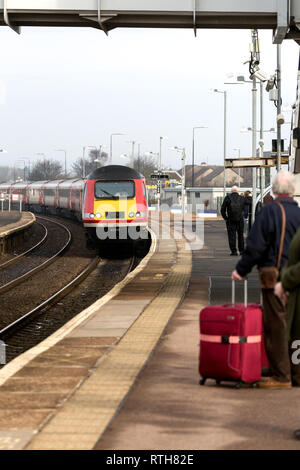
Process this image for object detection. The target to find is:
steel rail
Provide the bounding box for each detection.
[0,255,100,339]
[0,216,72,294]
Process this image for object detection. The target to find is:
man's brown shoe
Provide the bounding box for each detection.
[258,377,292,389]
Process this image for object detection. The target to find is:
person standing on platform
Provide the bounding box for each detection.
[231,171,300,389]
[221,185,245,256]
[243,191,252,233]
[273,227,300,387]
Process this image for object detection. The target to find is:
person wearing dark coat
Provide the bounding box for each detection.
[221,186,245,256]
[232,171,300,388]
[274,227,300,440]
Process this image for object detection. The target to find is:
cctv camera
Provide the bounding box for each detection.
[250,70,267,82]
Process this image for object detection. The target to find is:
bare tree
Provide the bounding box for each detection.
[72,149,108,178]
[133,154,157,181]
[29,159,63,181]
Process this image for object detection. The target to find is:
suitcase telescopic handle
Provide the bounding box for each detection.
[232,278,248,306]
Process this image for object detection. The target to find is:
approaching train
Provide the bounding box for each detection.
[0,165,148,246]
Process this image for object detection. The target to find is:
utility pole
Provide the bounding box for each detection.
[276,44,282,172]
[260,81,265,204]
[251,29,258,226]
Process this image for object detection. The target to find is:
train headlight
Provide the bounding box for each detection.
[89,213,95,219]
[136,212,141,217]
[96,212,102,218]
[128,212,135,218]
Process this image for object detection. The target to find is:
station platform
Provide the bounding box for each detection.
[0,212,35,255]
[0,215,299,450]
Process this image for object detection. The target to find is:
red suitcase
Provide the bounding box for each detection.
[199,280,263,388]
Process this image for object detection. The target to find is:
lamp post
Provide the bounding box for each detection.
[157,136,167,214]
[82,146,96,178]
[170,146,186,218]
[224,76,254,196]
[192,126,207,187]
[110,133,125,164]
[211,89,227,198]
[54,149,67,177]
[276,44,282,172]
[233,148,241,187]
[126,140,139,169]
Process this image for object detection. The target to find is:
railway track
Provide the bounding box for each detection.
[0,216,71,293]
[0,254,99,339]
[0,254,140,365]
[0,215,149,365]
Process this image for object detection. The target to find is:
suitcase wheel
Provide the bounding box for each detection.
[235,382,242,389]
[199,377,207,386]
[251,382,258,388]
[216,380,221,386]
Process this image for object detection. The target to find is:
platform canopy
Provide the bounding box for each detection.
[0,0,299,44]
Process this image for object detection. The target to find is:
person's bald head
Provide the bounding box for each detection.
[231,185,239,193]
[272,171,296,197]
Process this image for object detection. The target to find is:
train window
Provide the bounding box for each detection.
[95,181,135,199]
[44,189,55,197]
[59,189,70,198]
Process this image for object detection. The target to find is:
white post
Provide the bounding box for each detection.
[260,81,265,204]
[181,149,186,218]
[223,91,227,198]
[277,44,282,172]
[252,75,257,226]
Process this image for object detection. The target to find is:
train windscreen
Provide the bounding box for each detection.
[95,181,135,199]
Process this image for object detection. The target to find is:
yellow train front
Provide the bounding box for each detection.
[82,165,148,248]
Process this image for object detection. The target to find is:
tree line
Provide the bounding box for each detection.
[0,150,158,182]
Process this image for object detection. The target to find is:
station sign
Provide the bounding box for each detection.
[11,194,19,201]
[150,174,169,180]
[225,157,277,168]
[0,193,5,201]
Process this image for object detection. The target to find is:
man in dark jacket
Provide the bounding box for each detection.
[221,186,245,256]
[232,171,300,388]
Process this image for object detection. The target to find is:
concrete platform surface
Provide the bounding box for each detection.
[95,221,300,451]
[0,218,298,450]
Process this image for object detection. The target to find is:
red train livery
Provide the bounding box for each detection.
[0,165,148,246]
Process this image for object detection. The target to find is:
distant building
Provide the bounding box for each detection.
[184,164,244,187]
[161,186,253,214]
[184,164,270,188]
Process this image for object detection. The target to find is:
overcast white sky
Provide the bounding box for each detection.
[0,25,298,173]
